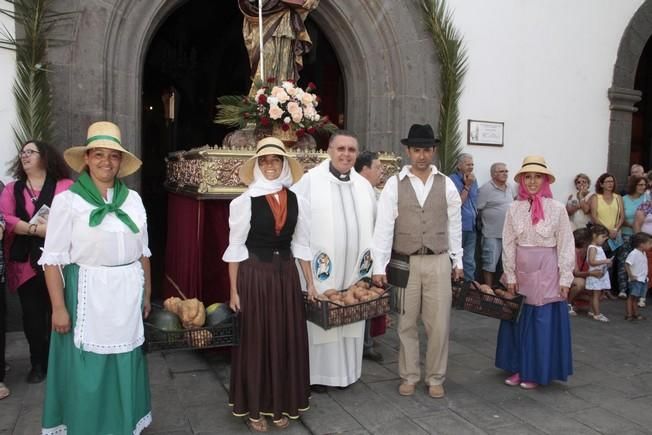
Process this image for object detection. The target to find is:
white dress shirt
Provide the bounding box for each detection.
[372,165,463,274]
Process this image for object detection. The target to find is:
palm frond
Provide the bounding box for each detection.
[420,0,468,174]
[0,0,57,148]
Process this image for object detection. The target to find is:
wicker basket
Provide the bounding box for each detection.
[144,315,240,352]
[451,280,523,322]
[304,285,401,330]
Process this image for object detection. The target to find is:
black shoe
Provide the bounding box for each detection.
[310,384,328,394]
[363,348,384,363]
[26,365,46,384]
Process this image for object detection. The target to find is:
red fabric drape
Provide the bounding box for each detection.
[164,194,204,300]
[202,200,231,304]
[164,193,232,304]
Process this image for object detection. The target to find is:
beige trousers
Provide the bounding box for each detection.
[397,254,452,386]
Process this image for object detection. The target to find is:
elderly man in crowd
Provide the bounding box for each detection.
[372,123,462,399]
[477,162,513,286]
[450,153,478,281]
[292,130,377,392]
[354,150,384,362]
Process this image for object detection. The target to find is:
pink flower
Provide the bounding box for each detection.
[271,86,290,103]
[286,101,300,114]
[268,105,284,120]
[291,111,303,124]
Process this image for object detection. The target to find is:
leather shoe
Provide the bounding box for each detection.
[363,348,384,363]
[398,382,416,396]
[310,384,328,394]
[428,384,445,398]
[26,366,46,384]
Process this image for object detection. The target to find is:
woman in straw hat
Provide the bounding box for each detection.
[496,156,574,390]
[38,121,152,434]
[0,140,72,390]
[223,136,314,432]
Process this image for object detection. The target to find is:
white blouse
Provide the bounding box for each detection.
[39,189,151,267]
[502,197,575,287]
[222,191,312,263]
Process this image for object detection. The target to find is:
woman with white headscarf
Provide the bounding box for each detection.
[223,137,315,432]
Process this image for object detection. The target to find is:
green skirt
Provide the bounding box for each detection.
[42,264,152,435]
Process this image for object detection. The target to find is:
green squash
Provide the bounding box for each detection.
[147,307,183,331]
[204,303,233,327]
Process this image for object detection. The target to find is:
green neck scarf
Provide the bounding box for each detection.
[69,171,139,233]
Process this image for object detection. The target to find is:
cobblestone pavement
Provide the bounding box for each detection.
[2,298,651,434]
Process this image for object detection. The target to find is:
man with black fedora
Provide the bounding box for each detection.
[372,123,463,398]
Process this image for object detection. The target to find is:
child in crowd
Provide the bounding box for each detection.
[569,228,604,315]
[624,232,652,320]
[585,224,613,322]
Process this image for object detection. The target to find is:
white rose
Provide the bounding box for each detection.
[283,116,291,124]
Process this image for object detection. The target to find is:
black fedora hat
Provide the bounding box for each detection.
[400,124,440,147]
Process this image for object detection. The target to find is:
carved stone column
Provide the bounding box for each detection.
[607,86,642,186]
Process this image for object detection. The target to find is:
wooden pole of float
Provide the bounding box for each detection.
[258,0,265,82]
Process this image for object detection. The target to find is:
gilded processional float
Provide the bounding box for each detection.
[163,0,400,304]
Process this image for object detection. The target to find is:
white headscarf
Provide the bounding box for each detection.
[246,157,293,197]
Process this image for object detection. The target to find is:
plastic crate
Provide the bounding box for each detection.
[451,280,524,322]
[304,285,399,330]
[143,315,240,352]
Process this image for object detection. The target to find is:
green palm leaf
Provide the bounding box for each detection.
[420,0,468,174]
[0,0,63,149]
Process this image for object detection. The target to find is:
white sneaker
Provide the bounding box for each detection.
[568,304,577,316]
[639,298,646,308]
[593,313,609,322]
[618,291,628,299]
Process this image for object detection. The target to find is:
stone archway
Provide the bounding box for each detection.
[48,0,441,187]
[607,0,652,182]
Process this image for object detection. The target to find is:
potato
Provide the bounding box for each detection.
[356,280,371,289]
[369,286,385,296]
[324,289,339,297]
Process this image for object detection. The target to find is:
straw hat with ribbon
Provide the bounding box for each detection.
[239,137,303,186]
[64,121,143,178]
[513,155,556,184]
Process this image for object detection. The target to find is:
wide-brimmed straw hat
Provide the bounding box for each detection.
[514,155,556,184]
[64,121,142,178]
[238,137,304,185]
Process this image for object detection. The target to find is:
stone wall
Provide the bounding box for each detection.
[45,0,442,187]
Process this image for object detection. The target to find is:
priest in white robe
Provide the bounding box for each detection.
[291,130,376,390]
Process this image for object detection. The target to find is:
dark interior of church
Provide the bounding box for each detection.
[632,36,652,169]
[141,1,344,298]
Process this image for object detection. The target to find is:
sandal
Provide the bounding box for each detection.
[634,315,647,320]
[625,315,634,321]
[272,416,290,429]
[248,417,268,433]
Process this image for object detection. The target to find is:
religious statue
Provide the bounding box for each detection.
[238,0,320,94]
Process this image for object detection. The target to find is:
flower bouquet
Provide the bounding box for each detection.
[214,78,336,146]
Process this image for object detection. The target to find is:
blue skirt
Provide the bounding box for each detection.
[495,301,573,385]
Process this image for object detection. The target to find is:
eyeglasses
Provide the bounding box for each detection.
[19,149,40,157]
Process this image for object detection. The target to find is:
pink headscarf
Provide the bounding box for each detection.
[518,175,553,225]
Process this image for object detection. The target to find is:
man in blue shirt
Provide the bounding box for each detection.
[449,153,478,281]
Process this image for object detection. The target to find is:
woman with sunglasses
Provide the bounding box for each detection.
[0,141,72,384]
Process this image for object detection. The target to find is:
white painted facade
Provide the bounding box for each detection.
[0,0,15,184]
[448,0,645,198]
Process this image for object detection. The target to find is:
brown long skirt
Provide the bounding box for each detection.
[229,254,310,420]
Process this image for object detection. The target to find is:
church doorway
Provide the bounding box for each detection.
[140,1,344,298]
[631,36,652,170]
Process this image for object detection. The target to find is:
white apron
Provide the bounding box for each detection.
[74,262,145,354]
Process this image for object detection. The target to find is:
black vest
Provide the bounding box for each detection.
[245,190,298,261]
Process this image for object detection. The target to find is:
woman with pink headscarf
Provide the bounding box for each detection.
[495,156,575,390]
